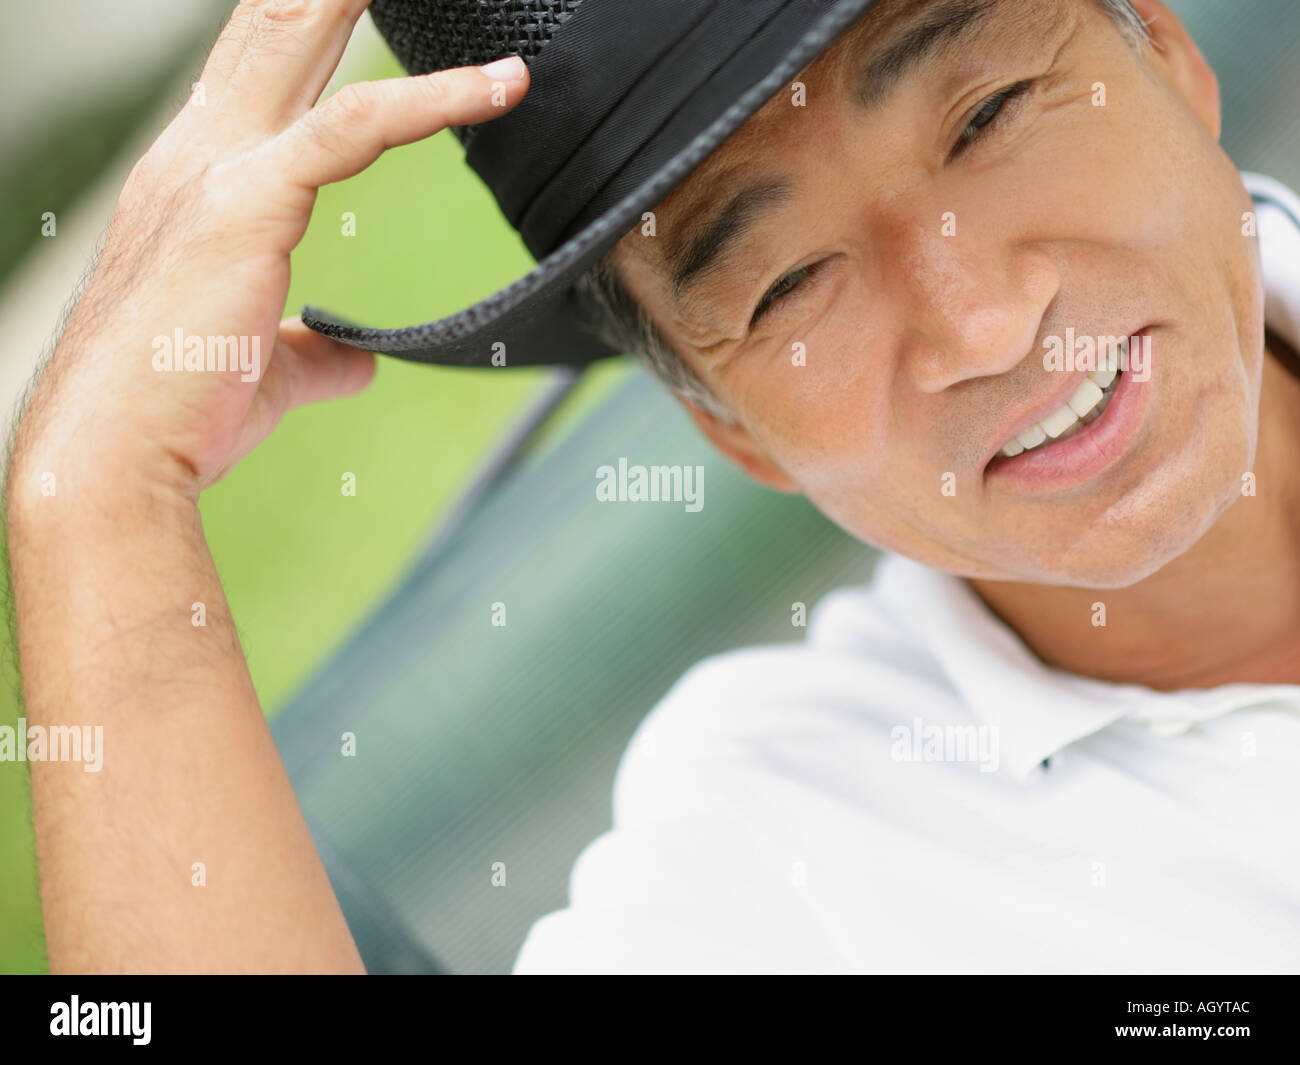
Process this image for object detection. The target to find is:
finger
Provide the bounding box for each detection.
[273,316,377,410]
[226,319,375,475]
[269,58,529,190]
[195,0,372,130]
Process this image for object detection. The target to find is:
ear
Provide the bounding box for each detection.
[1127,0,1221,140]
[681,399,802,494]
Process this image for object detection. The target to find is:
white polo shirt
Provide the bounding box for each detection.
[513,172,1300,975]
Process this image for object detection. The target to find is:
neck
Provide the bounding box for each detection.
[969,336,1300,691]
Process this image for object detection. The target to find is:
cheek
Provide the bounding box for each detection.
[724,319,898,489]
[991,60,1229,271]
[723,330,951,548]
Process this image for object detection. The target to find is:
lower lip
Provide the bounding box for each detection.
[984,338,1152,492]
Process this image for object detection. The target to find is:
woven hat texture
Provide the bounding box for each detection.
[369,0,585,147]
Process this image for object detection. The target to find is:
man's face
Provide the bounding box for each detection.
[614,0,1263,588]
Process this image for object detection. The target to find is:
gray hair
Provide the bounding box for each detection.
[574,0,1152,420]
[1095,0,1153,46]
[573,254,732,418]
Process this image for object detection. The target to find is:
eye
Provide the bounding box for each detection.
[950,80,1033,158]
[750,260,825,328]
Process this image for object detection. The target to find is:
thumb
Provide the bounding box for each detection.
[221,318,376,481]
[274,316,377,410]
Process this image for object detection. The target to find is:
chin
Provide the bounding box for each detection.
[1033,465,1247,589]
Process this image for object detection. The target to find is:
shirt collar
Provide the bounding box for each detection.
[867,172,1300,782]
[872,554,1144,780]
[1244,170,1300,355]
[873,551,1300,781]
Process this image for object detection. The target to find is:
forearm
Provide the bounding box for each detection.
[6,442,363,973]
[0,0,528,975]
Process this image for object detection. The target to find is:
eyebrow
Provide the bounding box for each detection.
[856,0,1004,110]
[665,0,1008,313]
[667,180,795,304]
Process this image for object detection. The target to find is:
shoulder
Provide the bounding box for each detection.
[628,555,946,740]
[511,558,953,974]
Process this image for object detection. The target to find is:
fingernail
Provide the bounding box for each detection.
[479,56,526,81]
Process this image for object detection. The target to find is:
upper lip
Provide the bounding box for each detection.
[979,331,1138,470]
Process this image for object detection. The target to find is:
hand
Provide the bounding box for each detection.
[12,0,529,501]
[4,1,532,974]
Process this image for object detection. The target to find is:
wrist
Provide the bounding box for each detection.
[7,425,199,537]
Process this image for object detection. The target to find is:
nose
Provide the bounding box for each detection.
[885,211,1061,394]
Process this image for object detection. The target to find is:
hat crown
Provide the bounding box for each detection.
[369,0,585,147]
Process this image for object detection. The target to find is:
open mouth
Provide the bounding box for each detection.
[996,343,1125,459]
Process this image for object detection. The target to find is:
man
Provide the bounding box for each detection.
[6,0,1298,974]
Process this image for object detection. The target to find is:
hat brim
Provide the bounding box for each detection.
[302,0,879,367]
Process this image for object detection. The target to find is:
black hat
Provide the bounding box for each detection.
[302,0,878,367]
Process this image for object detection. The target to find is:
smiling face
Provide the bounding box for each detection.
[611,0,1264,588]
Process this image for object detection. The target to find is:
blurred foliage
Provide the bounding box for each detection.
[0,47,202,288]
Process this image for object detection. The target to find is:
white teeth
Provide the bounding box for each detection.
[1088,339,1123,387]
[1016,423,1047,450]
[998,350,1126,460]
[1040,404,1079,439]
[1090,364,1117,390]
[1068,379,1104,417]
